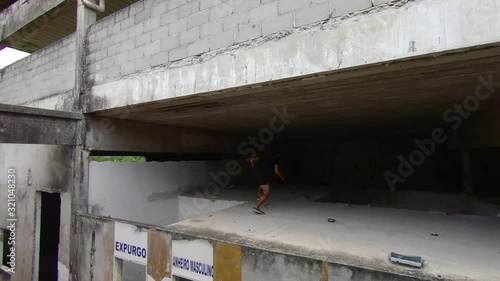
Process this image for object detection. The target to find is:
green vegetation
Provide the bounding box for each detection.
[89,156,145,162]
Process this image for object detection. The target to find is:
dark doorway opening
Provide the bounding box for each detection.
[2,229,11,267]
[38,192,61,281]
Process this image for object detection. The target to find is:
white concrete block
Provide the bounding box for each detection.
[235,23,262,43]
[294,2,330,27]
[278,0,312,14]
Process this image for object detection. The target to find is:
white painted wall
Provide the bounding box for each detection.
[88,161,245,226]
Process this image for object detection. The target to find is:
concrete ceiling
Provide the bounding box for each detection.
[91,48,500,138]
[1,0,139,53]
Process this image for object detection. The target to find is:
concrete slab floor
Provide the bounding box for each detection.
[170,185,500,281]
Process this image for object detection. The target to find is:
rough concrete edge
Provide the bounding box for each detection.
[0,102,82,119]
[164,228,441,281]
[87,41,500,115]
[94,0,424,85]
[77,213,476,281]
[165,222,480,281]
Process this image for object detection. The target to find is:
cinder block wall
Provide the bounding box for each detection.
[86,0,393,86]
[0,33,76,111]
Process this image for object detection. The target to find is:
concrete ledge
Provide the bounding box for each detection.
[168,201,500,281]
[76,213,457,281]
[89,0,500,112]
[0,104,81,145]
[0,103,82,120]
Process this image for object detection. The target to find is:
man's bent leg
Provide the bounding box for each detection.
[256,184,270,209]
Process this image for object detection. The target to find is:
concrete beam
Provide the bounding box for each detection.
[86,116,241,154]
[0,103,81,145]
[0,0,67,43]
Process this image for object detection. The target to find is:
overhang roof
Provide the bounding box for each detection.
[1,0,138,53]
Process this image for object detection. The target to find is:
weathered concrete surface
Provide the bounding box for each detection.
[0,144,73,193]
[169,187,500,281]
[86,117,241,154]
[75,216,115,281]
[147,230,172,281]
[0,103,81,145]
[241,247,422,281]
[0,33,76,111]
[88,49,500,137]
[0,103,82,119]
[69,4,96,281]
[0,144,73,281]
[58,192,72,281]
[87,0,389,86]
[89,0,500,113]
[214,242,241,281]
[0,0,66,42]
[74,214,424,281]
[241,248,324,281]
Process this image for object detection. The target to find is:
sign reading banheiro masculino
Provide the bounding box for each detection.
[172,240,214,281]
[114,222,148,265]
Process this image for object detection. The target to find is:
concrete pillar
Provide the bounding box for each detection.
[70,1,96,280]
[75,0,97,109]
[461,150,473,194]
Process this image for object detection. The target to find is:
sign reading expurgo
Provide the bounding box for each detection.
[114,222,148,265]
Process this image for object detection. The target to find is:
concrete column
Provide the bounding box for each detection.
[461,150,473,194]
[70,1,96,280]
[75,0,97,109]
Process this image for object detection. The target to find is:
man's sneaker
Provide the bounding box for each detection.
[253,207,265,215]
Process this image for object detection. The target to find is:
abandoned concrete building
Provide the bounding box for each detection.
[1,0,500,280]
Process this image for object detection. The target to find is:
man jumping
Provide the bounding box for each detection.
[250,149,285,214]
